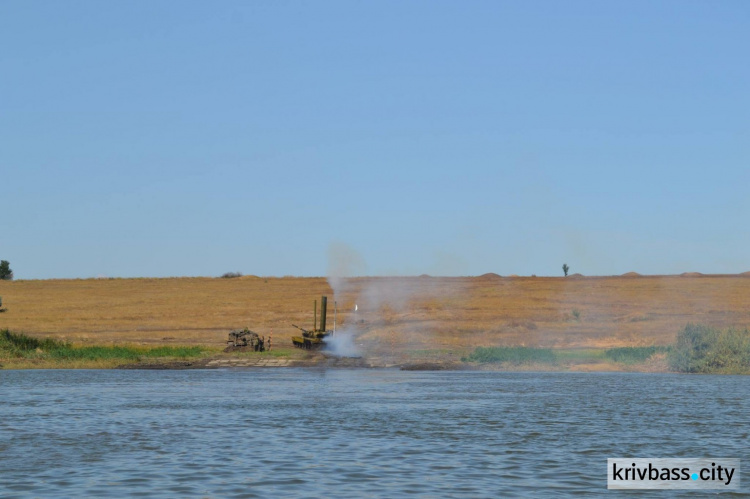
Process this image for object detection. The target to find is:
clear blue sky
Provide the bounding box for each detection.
[1,1,748,279]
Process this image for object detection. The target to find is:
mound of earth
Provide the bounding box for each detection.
[680,272,703,277]
[509,274,520,278]
[478,272,502,279]
[568,273,584,277]
[621,272,641,277]
[740,271,750,276]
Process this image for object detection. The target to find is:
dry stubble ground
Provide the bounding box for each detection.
[1,273,750,364]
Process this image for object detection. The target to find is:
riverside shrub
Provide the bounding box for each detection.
[668,324,750,374]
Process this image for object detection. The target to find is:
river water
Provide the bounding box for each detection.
[0,369,747,497]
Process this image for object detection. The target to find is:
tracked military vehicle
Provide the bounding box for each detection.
[227,328,265,352]
[292,296,333,349]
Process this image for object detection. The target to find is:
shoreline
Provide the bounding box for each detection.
[0,331,718,373]
[1,351,675,373]
[2,329,744,373]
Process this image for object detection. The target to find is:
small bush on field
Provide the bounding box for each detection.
[462,346,556,364]
[668,324,750,374]
[605,346,668,364]
[221,272,243,278]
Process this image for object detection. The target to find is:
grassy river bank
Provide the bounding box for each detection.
[5,326,747,373]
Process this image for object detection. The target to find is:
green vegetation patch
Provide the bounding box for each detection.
[0,329,65,356]
[554,349,606,362]
[668,324,750,374]
[604,346,669,364]
[463,346,670,367]
[1,330,207,363]
[49,345,205,361]
[462,346,557,365]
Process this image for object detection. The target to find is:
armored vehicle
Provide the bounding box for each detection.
[292,296,332,349]
[227,328,265,352]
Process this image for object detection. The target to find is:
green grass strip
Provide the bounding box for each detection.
[1,329,206,361]
[604,346,669,364]
[462,346,556,364]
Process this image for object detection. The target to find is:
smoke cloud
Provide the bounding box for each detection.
[326,241,465,359]
[327,241,367,301]
[323,329,360,357]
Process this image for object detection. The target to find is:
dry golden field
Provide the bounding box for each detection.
[1,274,750,357]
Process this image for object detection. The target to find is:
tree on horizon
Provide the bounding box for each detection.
[0,260,13,280]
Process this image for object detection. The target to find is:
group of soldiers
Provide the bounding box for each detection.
[227,328,272,352]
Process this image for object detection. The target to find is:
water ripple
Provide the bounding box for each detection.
[0,370,748,497]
